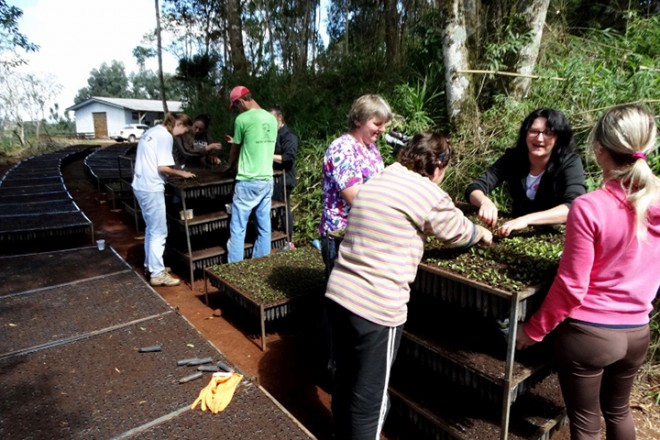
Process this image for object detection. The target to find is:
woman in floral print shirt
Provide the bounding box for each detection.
[319,94,393,278]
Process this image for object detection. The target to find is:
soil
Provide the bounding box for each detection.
[2,149,658,440]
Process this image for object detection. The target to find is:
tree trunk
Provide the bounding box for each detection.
[299,0,313,72]
[441,0,478,129]
[463,0,480,65]
[384,0,399,67]
[312,2,321,71]
[154,0,168,113]
[226,0,248,76]
[267,8,275,70]
[511,0,550,98]
[344,1,349,55]
[13,121,25,147]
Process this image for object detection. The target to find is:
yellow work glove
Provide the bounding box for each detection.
[191,372,243,414]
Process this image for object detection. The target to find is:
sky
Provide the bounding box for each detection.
[13,0,179,116]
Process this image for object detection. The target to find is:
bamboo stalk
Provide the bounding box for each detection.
[457,69,566,81]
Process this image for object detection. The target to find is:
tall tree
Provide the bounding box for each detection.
[384,0,400,67]
[132,46,156,71]
[327,0,388,60]
[510,0,550,98]
[161,0,226,69]
[0,0,38,68]
[226,0,248,75]
[74,61,130,104]
[263,0,320,74]
[434,0,558,127]
[441,0,477,127]
[130,70,182,100]
[0,70,61,145]
[21,73,61,138]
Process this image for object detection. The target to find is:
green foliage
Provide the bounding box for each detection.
[132,46,156,69]
[130,71,183,101]
[450,13,660,211]
[0,136,13,154]
[240,14,659,241]
[404,8,444,76]
[483,13,534,72]
[530,12,659,131]
[0,1,38,55]
[442,95,537,206]
[648,150,660,176]
[73,60,183,104]
[532,12,658,177]
[74,61,130,104]
[290,137,327,243]
[390,77,444,134]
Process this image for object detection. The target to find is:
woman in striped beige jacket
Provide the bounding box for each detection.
[325,132,492,440]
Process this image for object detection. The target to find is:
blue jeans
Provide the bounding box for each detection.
[227,179,273,263]
[133,189,168,277]
[321,235,340,279]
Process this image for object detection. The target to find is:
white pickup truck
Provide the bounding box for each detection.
[110,124,150,142]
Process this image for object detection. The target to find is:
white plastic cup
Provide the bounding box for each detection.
[179,209,194,220]
[96,239,106,251]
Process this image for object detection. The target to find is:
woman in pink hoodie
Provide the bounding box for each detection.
[516,104,659,440]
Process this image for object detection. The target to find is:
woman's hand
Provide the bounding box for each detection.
[515,326,536,350]
[475,225,493,246]
[498,216,529,237]
[478,199,499,229]
[207,142,223,151]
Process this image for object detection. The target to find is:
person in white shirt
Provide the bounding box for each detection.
[132,113,196,286]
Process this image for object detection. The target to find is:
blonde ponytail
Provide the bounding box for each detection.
[590,104,659,239]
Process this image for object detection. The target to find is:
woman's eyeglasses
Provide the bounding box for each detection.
[528,129,555,138]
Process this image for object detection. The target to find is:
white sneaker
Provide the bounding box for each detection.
[150,272,180,287]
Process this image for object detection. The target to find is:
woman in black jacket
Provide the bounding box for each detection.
[270,105,299,245]
[172,114,223,168]
[465,108,586,236]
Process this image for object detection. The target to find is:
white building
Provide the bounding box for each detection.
[67,97,184,138]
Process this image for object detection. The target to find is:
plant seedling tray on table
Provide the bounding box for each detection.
[419,225,564,320]
[204,246,326,350]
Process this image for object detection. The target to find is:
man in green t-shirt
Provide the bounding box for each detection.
[225,86,278,263]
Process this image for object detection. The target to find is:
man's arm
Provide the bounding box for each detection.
[225,137,240,171]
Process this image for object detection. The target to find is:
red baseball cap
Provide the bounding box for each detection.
[229,86,250,110]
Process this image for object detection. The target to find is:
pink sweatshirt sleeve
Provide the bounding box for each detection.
[523,198,597,341]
